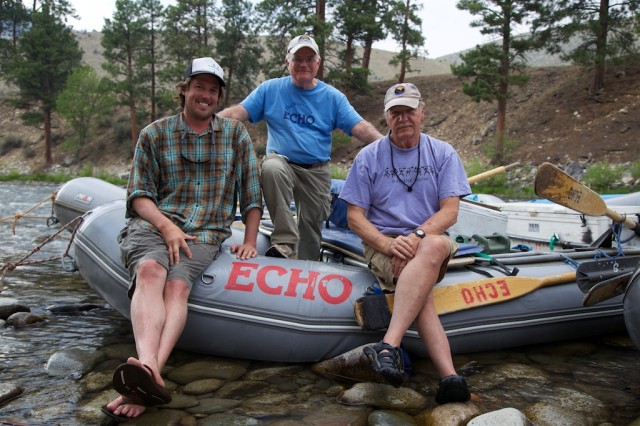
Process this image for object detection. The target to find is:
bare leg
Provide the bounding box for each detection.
[415,293,457,377]
[382,235,450,349]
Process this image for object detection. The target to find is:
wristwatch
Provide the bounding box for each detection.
[412,229,426,239]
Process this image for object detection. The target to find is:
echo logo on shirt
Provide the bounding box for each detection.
[283,103,315,131]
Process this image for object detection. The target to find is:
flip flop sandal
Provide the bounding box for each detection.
[101,404,128,422]
[112,363,172,407]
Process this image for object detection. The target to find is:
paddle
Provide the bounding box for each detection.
[467,162,520,185]
[582,271,633,306]
[354,271,576,329]
[534,162,640,235]
[576,256,640,293]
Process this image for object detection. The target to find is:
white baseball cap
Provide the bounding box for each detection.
[183,57,225,86]
[287,35,319,55]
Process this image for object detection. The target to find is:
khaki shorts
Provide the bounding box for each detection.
[363,235,458,291]
[118,221,219,298]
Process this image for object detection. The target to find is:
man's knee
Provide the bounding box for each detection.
[136,260,166,285]
[165,279,190,299]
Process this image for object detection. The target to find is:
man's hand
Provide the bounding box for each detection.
[161,224,196,265]
[388,234,421,277]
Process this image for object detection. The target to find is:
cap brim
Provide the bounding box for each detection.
[384,98,420,112]
[288,45,319,55]
[185,71,225,86]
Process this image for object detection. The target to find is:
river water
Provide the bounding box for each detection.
[1,182,639,425]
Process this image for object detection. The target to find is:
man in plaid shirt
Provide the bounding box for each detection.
[103,57,262,421]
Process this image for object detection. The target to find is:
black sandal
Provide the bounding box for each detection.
[363,341,404,387]
[435,374,470,404]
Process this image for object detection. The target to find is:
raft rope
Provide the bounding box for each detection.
[0,192,56,236]
[593,219,631,260]
[0,213,86,292]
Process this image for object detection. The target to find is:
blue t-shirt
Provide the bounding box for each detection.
[241,76,363,164]
[339,134,471,235]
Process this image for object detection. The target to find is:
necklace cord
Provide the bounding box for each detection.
[390,141,420,192]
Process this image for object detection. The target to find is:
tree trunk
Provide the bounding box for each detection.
[315,0,326,80]
[591,0,609,95]
[44,106,52,164]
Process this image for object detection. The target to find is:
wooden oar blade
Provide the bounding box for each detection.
[582,272,633,306]
[576,256,640,293]
[353,272,576,328]
[433,272,576,315]
[534,162,606,216]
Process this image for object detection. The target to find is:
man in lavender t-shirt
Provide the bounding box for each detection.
[340,82,471,404]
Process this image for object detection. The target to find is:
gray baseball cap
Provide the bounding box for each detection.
[183,57,225,86]
[384,83,422,111]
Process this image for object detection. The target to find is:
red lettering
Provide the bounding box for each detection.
[317,274,352,304]
[461,288,473,304]
[473,285,488,302]
[225,262,354,305]
[226,262,258,291]
[256,265,286,295]
[284,269,319,300]
[496,279,510,296]
[486,283,498,299]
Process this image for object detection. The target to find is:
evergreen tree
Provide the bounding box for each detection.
[139,0,166,121]
[255,0,316,79]
[213,0,263,103]
[3,1,82,164]
[102,0,151,149]
[162,0,216,83]
[386,0,425,83]
[451,0,539,165]
[532,0,639,95]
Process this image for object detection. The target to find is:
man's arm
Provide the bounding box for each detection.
[416,196,461,235]
[217,104,250,122]
[131,197,195,264]
[351,120,383,144]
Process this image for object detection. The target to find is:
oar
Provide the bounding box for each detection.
[354,271,576,328]
[582,271,633,306]
[534,162,640,235]
[576,256,640,293]
[433,271,576,315]
[467,162,520,185]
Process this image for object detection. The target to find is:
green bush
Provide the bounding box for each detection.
[331,131,351,155]
[0,135,23,155]
[630,160,640,180]
[583,162,623,191]
[330,163,348,180]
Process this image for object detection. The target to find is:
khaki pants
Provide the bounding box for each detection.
[260,153,331,260]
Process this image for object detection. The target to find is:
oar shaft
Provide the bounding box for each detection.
[467,162,520,184]
[605,207,640,235]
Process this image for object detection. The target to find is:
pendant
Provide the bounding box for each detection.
[408,187,412,192]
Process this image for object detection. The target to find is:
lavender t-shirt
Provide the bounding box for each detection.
[339,133,470,235]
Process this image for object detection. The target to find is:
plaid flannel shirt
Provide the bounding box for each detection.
[125,113,262,246]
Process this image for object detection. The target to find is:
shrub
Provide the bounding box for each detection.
[331,131,352,155]
[630,160,640,181]
[0,135,23,155]
[583,162,623,191]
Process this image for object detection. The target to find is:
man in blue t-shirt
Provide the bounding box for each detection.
[218,34,382,260]
[340,83,472,404]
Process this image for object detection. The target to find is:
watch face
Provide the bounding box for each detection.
[414,229,425,238]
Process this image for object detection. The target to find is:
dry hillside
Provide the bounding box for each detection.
[0,31,638,179]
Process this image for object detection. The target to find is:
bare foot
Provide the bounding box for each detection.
[105,394,146,419]
[126,356,165,388]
